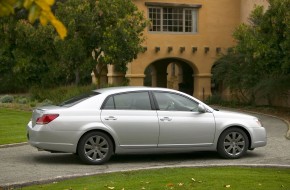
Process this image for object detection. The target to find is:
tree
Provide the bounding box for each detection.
[213,0,290,105]
[54,0,99,85]
[91,0,148,88]
[0,0,67,39]
[0,0,148,92]
[0,14,66,91]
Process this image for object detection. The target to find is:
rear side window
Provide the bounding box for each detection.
[103,92,152,110]
[59,91,100,107]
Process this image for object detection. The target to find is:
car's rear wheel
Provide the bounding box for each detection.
[78,131,113,165]
[217,128,249,159]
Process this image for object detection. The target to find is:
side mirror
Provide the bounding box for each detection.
[197,104,206,113]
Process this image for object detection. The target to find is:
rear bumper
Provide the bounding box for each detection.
[27,121,78,153]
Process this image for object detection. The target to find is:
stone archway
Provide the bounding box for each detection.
[144,58,196,95]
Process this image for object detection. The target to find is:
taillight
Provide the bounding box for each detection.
[36,114,59,125]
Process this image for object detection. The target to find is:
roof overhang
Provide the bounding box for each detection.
[145,2,202,8]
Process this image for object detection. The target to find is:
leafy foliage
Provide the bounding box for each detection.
[54,0,99,85]
[213,0,290,105]
[0,95,14,103]
[0,0,147,92]
[29,85,95,104]
[0,0,67,39]
[92,0,148,87]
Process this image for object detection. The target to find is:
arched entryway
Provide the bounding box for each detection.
[144,58,196,95]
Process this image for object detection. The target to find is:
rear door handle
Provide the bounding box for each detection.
[160,117,172,121]
[104,116,117,120]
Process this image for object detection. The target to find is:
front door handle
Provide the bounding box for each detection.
[160,117,172,121]
[104,116,117,120]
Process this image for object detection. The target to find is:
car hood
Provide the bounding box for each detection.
[212,109,256,120]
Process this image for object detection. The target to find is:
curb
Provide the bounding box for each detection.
[0,142,28,149]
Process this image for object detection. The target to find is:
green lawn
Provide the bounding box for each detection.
[23,167,290,190]
[0,108,31,145]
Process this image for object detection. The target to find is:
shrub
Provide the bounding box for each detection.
[206,94,223,105]
[0,95,14,103]
[29,85,96,104]
[39,99,53,106]
[17,97,28,104]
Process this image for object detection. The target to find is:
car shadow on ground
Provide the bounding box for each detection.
[27,150,264,165]
[110,151,219,163]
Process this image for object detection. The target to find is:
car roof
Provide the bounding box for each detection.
[92,86,214,112]
[93,86,178,95]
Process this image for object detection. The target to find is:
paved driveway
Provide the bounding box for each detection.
[0,112,290,188]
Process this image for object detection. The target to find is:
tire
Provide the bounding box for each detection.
[78,131,113,165]
[217,128,249,159]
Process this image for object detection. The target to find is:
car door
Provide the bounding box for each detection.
[153,91,216,148]
[101,91,159,148]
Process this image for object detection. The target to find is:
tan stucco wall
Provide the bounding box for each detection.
[104,0,272,101]
[240,0,269,23]
[126,0,242,99]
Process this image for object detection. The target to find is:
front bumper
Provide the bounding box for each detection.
[250,127,267,148]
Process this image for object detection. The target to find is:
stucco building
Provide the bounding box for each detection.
[95,0,269,101]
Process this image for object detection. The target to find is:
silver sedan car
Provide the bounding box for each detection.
[27,87,267,164]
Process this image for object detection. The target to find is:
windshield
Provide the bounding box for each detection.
[59,91,100,107]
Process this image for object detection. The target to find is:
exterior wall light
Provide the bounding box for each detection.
[142,46,147,52]
[180,47,185,53]
[204,47,210,53]
[168,46,173,53]
[155,47,160,52]
[216,47,221,53]
[192,47,197,53]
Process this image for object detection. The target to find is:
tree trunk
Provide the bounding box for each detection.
[93,62,107,89]
[75,69,80,85]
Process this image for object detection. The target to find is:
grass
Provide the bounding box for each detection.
[0,108,31,145]
[22,167,290,190]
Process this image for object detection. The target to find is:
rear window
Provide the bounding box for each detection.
[59,91,100,107]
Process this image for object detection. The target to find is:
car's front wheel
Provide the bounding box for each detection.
[217,128,249,159]
[78,131,113,165]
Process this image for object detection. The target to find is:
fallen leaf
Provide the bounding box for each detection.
[141,187,146,190]
[191,178,196,182]
[225,185,231,188]
[178,183,184,186]
[108,187,115,190]
[166,183,174,187]
[198,181,203,183]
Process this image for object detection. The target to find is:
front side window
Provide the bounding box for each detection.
[153,92,198,111]
[103,92,152,110]
[149,7,198,33]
